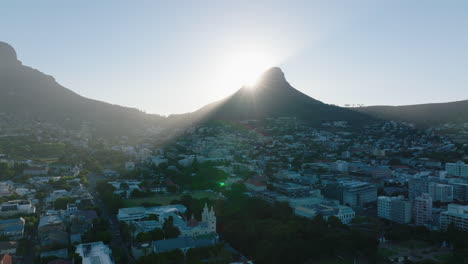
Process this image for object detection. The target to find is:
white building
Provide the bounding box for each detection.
[446,161,468,177]
[0,200,36,217]
[428,183,453,203]
[440,204,468,231]
[377,196,393,220]
[75,241,113,264]
[377,196,412,224]
[414,193,432,226]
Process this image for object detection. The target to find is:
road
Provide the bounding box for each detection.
[88,175,135,264]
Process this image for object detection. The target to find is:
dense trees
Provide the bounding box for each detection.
[82,218,113,244]
[136,228,164,243]
[216,195,379,264]
[135,249,184,264]
[96,181,124,214]
[163,216,181,239]
[53,196,75,210]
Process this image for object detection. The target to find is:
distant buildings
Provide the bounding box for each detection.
[117,204,216,237]
[331,161,348,173]
[414,193,432,226]
[409,178,454,203]
[445,161,468,177]
[294,201,355,224]
[23,166,49,176]
[75,241,113,264]
[273,182,311,198]
[377,196,412,224]
[440,204,468,231]
[244,179,267,192]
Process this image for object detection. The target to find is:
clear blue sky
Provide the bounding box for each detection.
[1,0,467,115]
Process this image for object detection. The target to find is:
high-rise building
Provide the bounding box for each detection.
[377,196,411,224]
[451,182,468,202]
[428,183,453,203]
[446,161,468,177]
[408,178,430,200]
[440,204,468,230]
[391,198,412,224]
[413,193,432,226]
[377,196,393,220]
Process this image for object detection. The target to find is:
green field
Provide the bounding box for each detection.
[123,190,223,207]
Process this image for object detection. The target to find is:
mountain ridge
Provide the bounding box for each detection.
[0,41,164,137]
[168,67,373,126]
[2,41,466,135]
[354,99,468,127]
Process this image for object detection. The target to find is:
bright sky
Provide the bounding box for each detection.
[1,1,467,115]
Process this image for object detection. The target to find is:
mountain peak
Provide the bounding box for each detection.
[0,41,19,66]
[256,67,286,86]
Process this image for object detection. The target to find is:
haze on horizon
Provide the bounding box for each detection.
[1,0,468,115]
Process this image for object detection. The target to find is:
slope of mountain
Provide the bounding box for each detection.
[0,41,164,137]
[354,100,468,127]
[169,67,373,126]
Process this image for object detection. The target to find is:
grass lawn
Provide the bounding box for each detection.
[434,253,452,262]
[378,248,397,257]
[123,190,222,207]
[400,240,431,249]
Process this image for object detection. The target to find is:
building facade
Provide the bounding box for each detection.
[428,183,453,203]
[377,196,411,224]
[440,204,468,231]
[446,161,468,177]
[413,193,432,226]
[75,241,113,264]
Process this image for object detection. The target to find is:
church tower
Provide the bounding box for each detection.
[202,203,209,223]
[201,203,216,233]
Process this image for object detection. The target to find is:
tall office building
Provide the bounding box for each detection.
[446,161,468,177]
[428,183,453,203]
[413,193,432,226]
[377,196,411,224]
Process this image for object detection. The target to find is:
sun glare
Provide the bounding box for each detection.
[224,50,275,87]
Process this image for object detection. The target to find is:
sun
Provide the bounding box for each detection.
[223,50,275,87]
